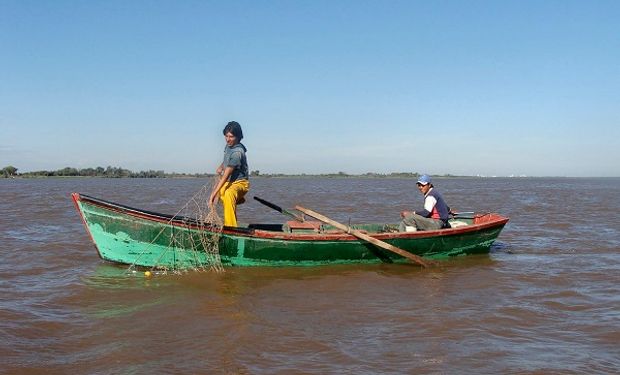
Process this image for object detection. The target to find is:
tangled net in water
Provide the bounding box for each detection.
[127,177,225,275]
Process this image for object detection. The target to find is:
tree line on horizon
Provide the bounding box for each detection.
[2,165,455,179]
[1,165,203,178]
[2,165,223,178]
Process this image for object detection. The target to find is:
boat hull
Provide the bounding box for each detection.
[72,193,509,268]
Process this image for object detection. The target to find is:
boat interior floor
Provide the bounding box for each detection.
[245,219,471,234]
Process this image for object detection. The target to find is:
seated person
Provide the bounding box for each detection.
[399,175,451,231]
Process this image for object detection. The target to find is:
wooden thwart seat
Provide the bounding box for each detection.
[285,220,322,232]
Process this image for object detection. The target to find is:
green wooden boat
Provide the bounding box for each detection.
[72,192,509,268]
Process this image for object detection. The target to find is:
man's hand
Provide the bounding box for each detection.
[401,210,414,218]
[209,191,218,207]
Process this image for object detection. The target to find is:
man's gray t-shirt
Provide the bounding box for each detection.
[223,143,248,182]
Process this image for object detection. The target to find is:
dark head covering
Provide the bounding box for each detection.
[223,121,243,141]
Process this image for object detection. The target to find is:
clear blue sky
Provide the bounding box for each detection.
[1,1,619,177]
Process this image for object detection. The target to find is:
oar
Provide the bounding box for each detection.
[452,211,475,216]
[295,205,433,268]
[254,196,305,222]
[451,212,484,220]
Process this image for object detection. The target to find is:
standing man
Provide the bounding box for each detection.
[399,175,451,231]
[209,121,250,227]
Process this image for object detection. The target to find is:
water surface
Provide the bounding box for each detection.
[1,177,619,373]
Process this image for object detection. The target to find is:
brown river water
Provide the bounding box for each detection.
[1,177,619,374]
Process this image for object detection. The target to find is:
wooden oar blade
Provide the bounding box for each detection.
[295,205,432,268]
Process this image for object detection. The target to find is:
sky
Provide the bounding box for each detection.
[1,0,619,177]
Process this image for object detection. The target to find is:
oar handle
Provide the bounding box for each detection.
[254,196,304,222]
[254,196,282,212]
[452,211,475,216]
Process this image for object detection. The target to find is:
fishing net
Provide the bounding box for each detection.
[127,177,225,275]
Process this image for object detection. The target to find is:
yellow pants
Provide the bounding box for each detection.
[218,179,249,227]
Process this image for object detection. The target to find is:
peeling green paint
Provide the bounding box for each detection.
[73,194,508,268]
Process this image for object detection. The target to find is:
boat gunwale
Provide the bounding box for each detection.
[71,192,509,243]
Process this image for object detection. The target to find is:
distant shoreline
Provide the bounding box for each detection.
[0,166,439,179]
[5,174,613,180]
[6,173,468,179]
[3,166,615,179]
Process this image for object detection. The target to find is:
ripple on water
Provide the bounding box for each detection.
[1,177,619,373]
